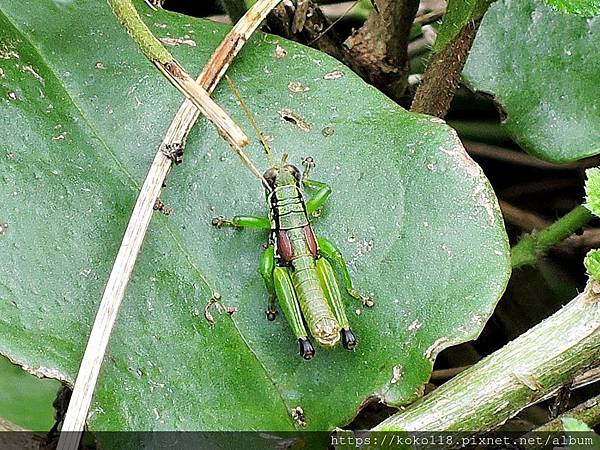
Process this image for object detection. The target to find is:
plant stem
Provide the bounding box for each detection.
[411,1,494,117]
[344,0,420,100]
[521,394,600,449]
[372,278,600,436]
[511,205,593,268]
[447,120,513,145]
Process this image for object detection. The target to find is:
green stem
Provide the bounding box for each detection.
[107,0,172,64]
[371,279,600,435]
[511,205,593,268]
[447,120,513,146]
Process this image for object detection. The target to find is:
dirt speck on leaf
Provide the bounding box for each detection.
[279,110,311,132]
[0,223,8,235]
[274,44,287,59]
[322,126,335,137]
[324,70,344,80]
[288,81,309,93]
[160,37,196,47]
[21,65,44,84]
[390,364,403,384]
[291,406,306,427]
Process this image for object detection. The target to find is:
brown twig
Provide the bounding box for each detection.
[430,365,470,381]
[499,200,550,232]
[266,0,367,77]
[344,0,420,99]
[411,19,481,117]
[464,140,595,170]
[56,1,283,449]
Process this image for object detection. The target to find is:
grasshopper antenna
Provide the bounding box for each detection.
[218,76,272,191]
[226,75,275,167]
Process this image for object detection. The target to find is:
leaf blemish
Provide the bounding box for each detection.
[204,292,221,326]
[0,223,8,235]
[291,406,306,427]
[22,65,44,84]
[274,44,287,59]
[390,364,403,384]
[0,44,19,60]
[323,70,344,80]
[408,319,422,331]
[512,371,541,391]
[288,81,309,93]
[279,109,310,132]
[160,37,196,47]
[424,337,451,360]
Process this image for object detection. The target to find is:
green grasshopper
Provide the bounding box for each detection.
[212,78,372,360]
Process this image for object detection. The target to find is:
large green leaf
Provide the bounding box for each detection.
[0,0,510,436]
[464,0,600,163]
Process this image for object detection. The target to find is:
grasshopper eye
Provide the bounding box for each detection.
[285,164,302,182]
[263,168,278,188]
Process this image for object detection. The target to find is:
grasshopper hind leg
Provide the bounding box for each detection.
[340,328,357,350]
[273,266,316,360]
[316,257,357,351]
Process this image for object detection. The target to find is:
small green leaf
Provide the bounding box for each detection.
[584,249,600,280]
[546,0,600,16]
[561,417,600,450]
[584,168,600,217]
[464,0,600,162]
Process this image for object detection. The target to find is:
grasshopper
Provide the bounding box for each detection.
[212,78,372,360]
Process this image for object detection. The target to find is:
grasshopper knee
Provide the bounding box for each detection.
[341,328,357,350]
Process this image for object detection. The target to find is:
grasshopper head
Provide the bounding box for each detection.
[263,164,301,191]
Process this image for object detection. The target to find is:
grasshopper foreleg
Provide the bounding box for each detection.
[303,179,332,215]
[318,236,374,308]
[302,157,332,215]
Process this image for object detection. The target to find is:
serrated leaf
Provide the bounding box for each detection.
[0,0,510,438]
[464,0,600,163]
[584,167,600,216]
[546,0,600,16]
